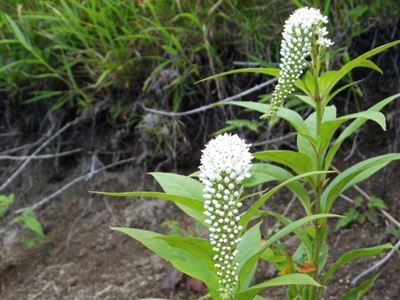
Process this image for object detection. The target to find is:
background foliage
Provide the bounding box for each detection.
[1,0,399,140]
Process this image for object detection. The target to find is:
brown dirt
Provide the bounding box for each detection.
[0,153,399,300]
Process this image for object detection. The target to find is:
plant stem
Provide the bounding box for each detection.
[309,43,325,300]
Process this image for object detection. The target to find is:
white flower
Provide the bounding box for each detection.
[199,134,252,296]
[264,7,333,118]
[199,134,252,182]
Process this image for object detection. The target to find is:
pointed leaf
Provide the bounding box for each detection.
[322,244,392,285]
[92,191,205,225]
[325,93,400,168]
[196,68,280,83]
[151,172,204,200]
[220,101,314,142]
[112,227,219,298]
[156,236,214,270]
[242,163,312,215]
[319,111,386,155]
[254,150,314,176]
[322,154,400,211]
[4,14,31,50]
[320,40,400,96]
[151,173,205,224]
[234,273,320,300]
[236,222,262,289]
[259,210,313,260]
[238,214,339,285]
[241,171,330,226]
[339,273,380,300]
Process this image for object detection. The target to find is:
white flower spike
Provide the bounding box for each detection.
[199,134,252,297]
[264,7,333,118]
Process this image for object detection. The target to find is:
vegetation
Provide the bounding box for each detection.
[1,1,398,122]
[95,6,400,300]
[0,1,399,299]
[0,194,48,246]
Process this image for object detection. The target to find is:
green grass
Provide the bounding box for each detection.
[0,0,398,121]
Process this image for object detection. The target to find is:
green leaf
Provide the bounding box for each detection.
[265,215,339,250]
[242,164,311,215]
[150,173,205,224]
[335,208,359,230]
[92,191,203,211]
[196,68,280,83]
[339,273,380,300]
[368,197,388,210]
[22,214,45,236]
[319,110,386,156]
[95,69,112,87]
[323,244,391,285]
[356,59,383,74]
[254,150,314,176]
[22,90,64,105]
[150,172,204,200]
[319,241,329,273]
[252,296,268,300]
[236,222,262,289]
[140,298,170,300]
[241,171,330,226]
[348,5,368,18]
[112,227,219,298]
[156,236,214,270]
[0,59,41,74]
[238,214,339,285]
[173,12,203,29]
[242,164,277,187]
[260,211,313,261]
[322,153,400,212]
[296,106,337,164]
[325,110,386,134]
[215,119,258,135]
[92,191,205,225]
[293,95,316,109]
[262,247,287,265]
[12,208,45,237]
[324,80,363,105]
[234,273,320,300]
[320,40,400,96]
[0,194,14,218]
[325,93,400,168]
[222,101,313,142]
[4,14,32,50]
[226,119,258,132]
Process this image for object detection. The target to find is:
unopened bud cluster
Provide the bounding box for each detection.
[264,7,333,118]
[199,134,252,296]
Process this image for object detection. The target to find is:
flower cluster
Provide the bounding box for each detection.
[263,7,333,118]
[199,134,252,297]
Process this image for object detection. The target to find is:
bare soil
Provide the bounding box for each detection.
[0,153,399,300]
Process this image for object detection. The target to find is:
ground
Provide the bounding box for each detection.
[0,153,399,300]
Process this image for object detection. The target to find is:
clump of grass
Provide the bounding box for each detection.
[0,1,398,157]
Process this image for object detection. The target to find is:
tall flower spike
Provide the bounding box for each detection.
[199,134,252,298]
[262,7,333,118]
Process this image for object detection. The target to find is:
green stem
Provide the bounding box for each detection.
[309,43,325,300]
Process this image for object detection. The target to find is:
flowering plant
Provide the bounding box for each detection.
[94,6,400,300]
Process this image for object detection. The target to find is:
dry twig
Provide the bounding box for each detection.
[251,133,296,147]
[0,148,82,161]
[0,137,47,155]
[143,77,278,117]
[351,238,400,286]
[0,121,76,192]
[14,156,136,214]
